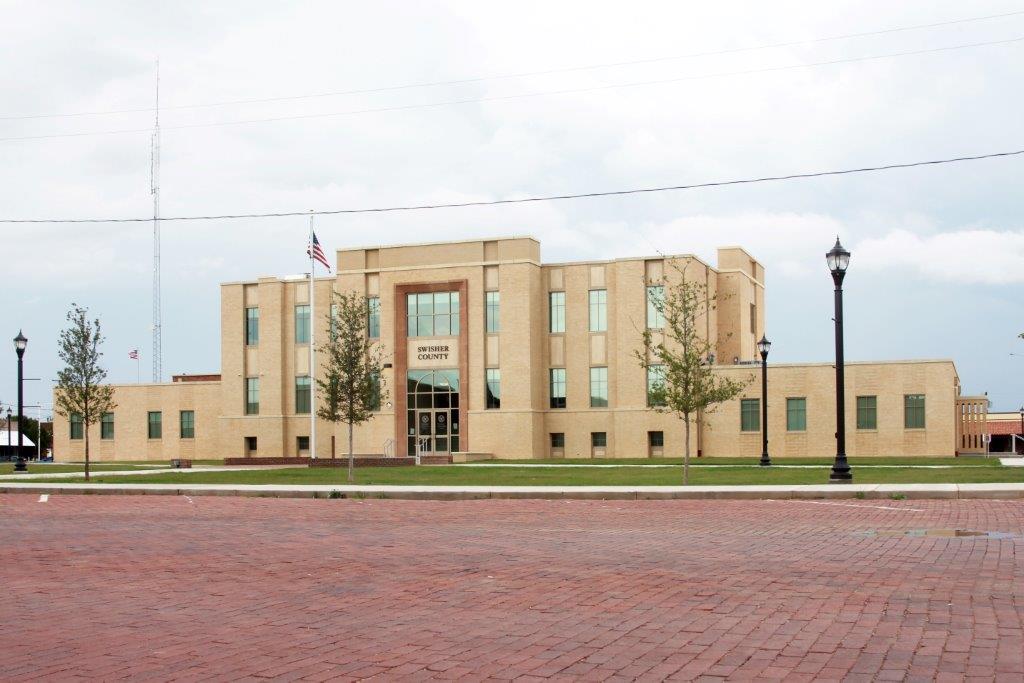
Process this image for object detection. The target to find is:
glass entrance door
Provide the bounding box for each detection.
[408,370,460,455]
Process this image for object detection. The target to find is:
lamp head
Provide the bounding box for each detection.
[757,335,771,359]
[826,237,851,275]
[14,330,27,358]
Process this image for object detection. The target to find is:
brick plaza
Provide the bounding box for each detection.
[1,495,1022,681]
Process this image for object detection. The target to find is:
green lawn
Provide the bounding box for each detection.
[490,456,1001,467]
[16,459,1024,486]
[0,463,171,475]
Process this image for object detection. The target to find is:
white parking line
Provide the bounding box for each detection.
[38,494,48,503]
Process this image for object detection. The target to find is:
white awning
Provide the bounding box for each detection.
[0,431,35,447]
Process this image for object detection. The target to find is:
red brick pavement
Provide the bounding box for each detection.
[0,495,1021,681]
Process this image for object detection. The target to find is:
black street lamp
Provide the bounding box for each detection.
[14,330,27,473]
[826,239,851,483]
[5,407,10,461]
[757,335,772,467]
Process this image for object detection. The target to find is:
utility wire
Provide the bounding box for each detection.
[2,148,1020,224]
[3,8,1023,121]
[2,35,1021,143]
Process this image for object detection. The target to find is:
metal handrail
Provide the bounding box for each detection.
[383,439,395,458]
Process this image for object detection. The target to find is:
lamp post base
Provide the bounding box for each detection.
[759,454,771,467]
[13,458,28,473]
[828,470,852,483]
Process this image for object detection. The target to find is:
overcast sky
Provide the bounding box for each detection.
[2,0,1022,419]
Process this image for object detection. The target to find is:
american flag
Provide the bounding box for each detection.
[307,231,331,271]
[129,349,139,360]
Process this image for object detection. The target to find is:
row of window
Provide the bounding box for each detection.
[542,366,665,409]
[548,286,664,334]
[738,394,927,431]
[243,375,379,415]
[550,431,664,450]
[69,411,195,440]
[242,285,661,345]
[244,298,382,347]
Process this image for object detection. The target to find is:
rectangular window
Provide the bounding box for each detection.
[367,297,380,338]
[295,304,311,344]
[549,368,566,408]
[589,289,607,332]
[740,398,760,432]
[330,303,338,338]
[100,412,114,440]
[486,291,500,333]
[369,371,381,412]
[246,377,260,415]
[179,410,195,439]
[245,436,257,454]
[857,395,877,430]
[147,411,162,439]
[245,307,259,346]
[590,367,608,407]
[648,431,664,448]
[550,432,565,448]
[647,365,666,407]
[549,291,565,333]
[485,368,501,409]
[295,376,311,414]
[750,303,756,331]
[297,436,309,453]
[70,413,83,440]
[786,398,807,432]
[646,285,665,329]
[904,394,925,429]
[591,432,607,448]
[407,291,459,337]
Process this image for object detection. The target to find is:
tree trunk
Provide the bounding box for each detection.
[347,420,354,483]
[84,425,90,482]
[683,412,691,485]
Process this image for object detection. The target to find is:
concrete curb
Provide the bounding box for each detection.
[2,482,1023,500]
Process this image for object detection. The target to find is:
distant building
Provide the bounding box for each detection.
[53,236,988,461]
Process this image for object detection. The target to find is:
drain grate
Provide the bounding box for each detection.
[860,529,1017,539]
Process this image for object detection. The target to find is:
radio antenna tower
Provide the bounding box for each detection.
[150,60,162,382]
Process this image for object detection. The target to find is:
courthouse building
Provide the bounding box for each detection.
[54,236,987,462]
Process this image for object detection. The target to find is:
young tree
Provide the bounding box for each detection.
[54,304,116,481]
[317,291,389,483]
[636,262,751,484]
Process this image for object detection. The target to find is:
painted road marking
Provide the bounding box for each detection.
[782,500,925,512]
[38,494,48,503]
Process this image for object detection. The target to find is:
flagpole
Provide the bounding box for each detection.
[309,211,317,460]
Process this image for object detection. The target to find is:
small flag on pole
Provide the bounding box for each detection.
[129,349,139,360]
[307,231,331,271]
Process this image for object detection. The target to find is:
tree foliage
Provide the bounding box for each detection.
[317,291,388,482]
[636,261,750,484]
[53,304,115,480]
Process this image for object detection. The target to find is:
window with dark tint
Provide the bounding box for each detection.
[245,307,259,345]
[246,378,260,415]
[857,396,877,430]
[179,410,195,439]
[485,368,501,409]
[786,398,806,431]
[295,376,311,414]
[740,398,760,432]
[147,411,162,439]
[245,436,257,453]
[590,367,608,407]
[70,413,83,440]
[591,432,607,448]
[549,368,566,408]
[550,433,565,448]
[904,394,926,429]
[297,436,310,452]
[100,412,114,439]
[648,431,664,447]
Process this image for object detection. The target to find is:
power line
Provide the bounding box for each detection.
[3,9,1023,122]
[2,148,1020,224]
[3,35,1021,144]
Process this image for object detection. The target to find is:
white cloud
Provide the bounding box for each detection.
[856,228,1024,284]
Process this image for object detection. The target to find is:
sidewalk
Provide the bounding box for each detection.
[2,481,1023,500]
[0,465,298,481]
